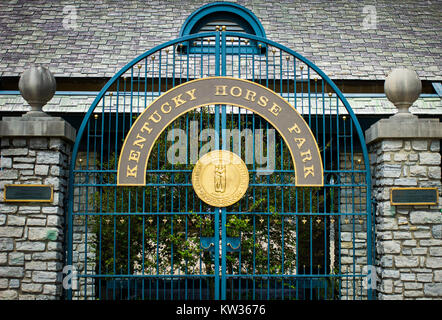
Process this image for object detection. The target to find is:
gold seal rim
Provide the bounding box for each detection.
[192,150,249,207]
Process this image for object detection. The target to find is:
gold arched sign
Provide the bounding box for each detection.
[117,77,323,187]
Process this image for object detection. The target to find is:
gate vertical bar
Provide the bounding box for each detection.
[220,29,228,301]
[213,31,221,300]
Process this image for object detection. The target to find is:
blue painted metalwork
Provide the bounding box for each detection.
[432,82,442,97]
[179,2,266,55]
[179,2,266,39]
[66,30,374,301]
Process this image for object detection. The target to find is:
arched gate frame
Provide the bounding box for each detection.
[66,32,374,300]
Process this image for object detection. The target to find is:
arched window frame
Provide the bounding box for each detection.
[179,2,267,54]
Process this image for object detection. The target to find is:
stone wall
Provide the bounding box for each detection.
[70,152,96,300]
[338,152,370,299]
[0,136,71,299]
[370,138,442,299]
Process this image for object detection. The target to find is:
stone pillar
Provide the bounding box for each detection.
[0,118,75,299]
[366,68,442,300]
[0,66,76,300]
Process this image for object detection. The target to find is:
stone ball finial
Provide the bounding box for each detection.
[384,68,421,118]
[18,65,56,116]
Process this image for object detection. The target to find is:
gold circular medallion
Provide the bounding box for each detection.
[192,150,249,207]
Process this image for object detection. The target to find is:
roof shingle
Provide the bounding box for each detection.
[0,0,441,80]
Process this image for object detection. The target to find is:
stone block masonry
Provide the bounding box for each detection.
[0,116,75,300]
[69,151,97,300]
[338,152,370,300]
[367,132,442,299]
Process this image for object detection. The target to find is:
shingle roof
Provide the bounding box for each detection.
[1,93,440,115]
[0,0,441,80]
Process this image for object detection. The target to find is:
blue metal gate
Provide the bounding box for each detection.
[66,31,373,300]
